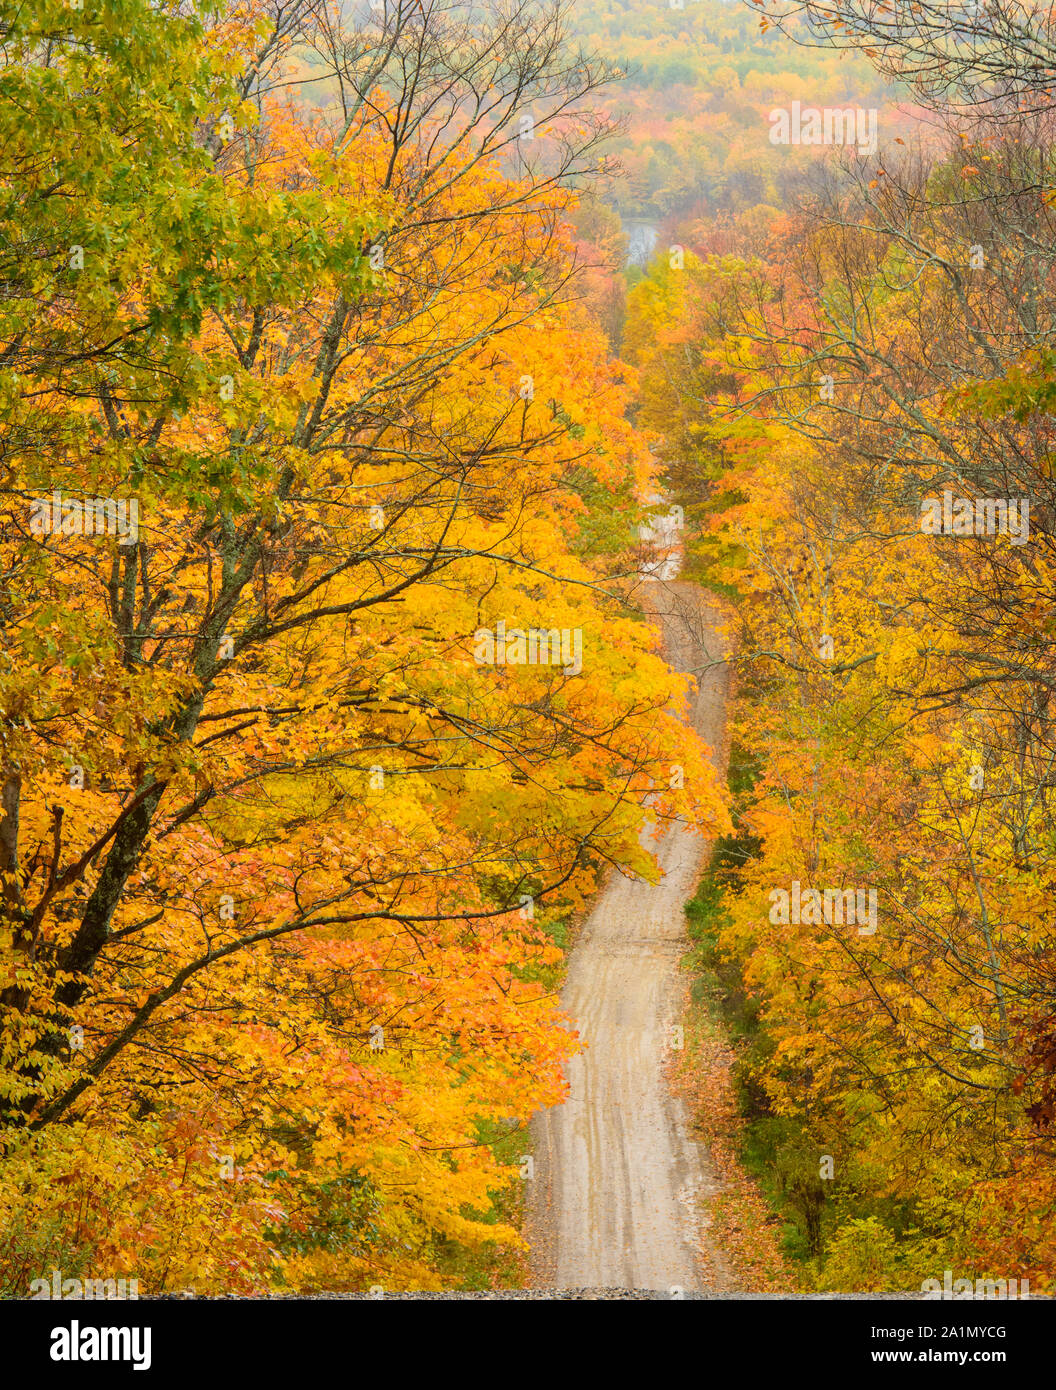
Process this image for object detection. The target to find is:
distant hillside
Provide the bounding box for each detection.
[566,0,919,222]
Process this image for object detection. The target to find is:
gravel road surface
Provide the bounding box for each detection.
[529,577,733,1293]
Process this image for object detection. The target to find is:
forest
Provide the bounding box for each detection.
[1,0,1054,1300]
[620,0,1056,1293]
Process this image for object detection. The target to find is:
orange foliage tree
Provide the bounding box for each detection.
[0,0,728,1293]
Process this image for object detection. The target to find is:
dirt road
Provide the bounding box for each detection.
[529,578,734,1292]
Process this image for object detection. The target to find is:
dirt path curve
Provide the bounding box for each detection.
[529,578,735,1292]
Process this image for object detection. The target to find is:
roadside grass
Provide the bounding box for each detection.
[681,742,956,1292]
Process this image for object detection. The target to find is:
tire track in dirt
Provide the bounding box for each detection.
[529,578,734,1292]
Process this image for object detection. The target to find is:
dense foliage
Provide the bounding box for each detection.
[624,0,1056,1291]
[0,0,727,1293]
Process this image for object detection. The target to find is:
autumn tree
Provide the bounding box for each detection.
[0,0,728,1292]
[625,42,1056,1281]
